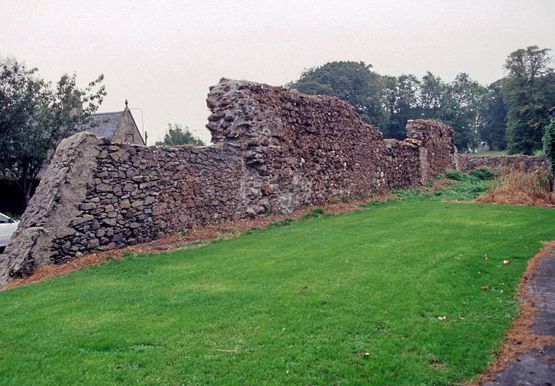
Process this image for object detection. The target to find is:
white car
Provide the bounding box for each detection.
[0,213,19,253]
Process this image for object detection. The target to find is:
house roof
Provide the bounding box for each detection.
[78,111,124,138]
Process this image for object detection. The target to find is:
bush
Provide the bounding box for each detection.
[444,170,467,181]
[269,218,295,228]
[543,118,555,191]
[301,208,326,220]
[470,168,497,180]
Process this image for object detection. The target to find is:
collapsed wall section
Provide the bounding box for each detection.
[206,80,454,213]
[405,119,457,181]
[1,79,457,285]
[207,80,389,214]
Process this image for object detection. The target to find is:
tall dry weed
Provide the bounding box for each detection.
[476,166,555,207]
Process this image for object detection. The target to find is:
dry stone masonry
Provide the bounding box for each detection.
[458,154,547,173]
[0,79,457,284]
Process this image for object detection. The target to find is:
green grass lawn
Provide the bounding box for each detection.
[0,199,554,385]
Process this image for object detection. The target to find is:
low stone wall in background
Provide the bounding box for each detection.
[0,79,457,284]
[458,154,547,173]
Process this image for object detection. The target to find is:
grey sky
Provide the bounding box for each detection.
[1,0,554,144]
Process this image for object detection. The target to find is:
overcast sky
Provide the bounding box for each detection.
[1,0,554,144]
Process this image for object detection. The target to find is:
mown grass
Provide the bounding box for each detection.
[396,169,493,202]
[0,186,554,385]
[470,150,509,157]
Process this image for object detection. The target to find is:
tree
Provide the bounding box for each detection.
[502,46,555,154]
[0,56,105,206]
[440,73,486,151]
[544,111,555,191]
[382,74,420,139]
[155,123,205,146]
[419,72,446,120]
[417,72,485,151]
[477,80,508,150]
[288,61,386,127]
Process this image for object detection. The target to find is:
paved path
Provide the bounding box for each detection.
[485,252,555,385]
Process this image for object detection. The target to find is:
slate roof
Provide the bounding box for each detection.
[78,111,123,138]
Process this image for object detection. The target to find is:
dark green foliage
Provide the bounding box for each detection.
[419,72,486,151]
[288,47,553,153]
[382,74,420,139]
[155,123,205,146]
[383,72,485,150]
[288,61,386,127]
[301,207,326,220]
[290,65,485,150]
[502,46,555,155]
[441,73,486,151]
[444,169,467,181]
[470,168,497,181]
[397,171,491,202]
[419,71,446,120]
[0,56,105,206]
[478,80,508,150]
[543,117,555,190]
[269,218,295,228]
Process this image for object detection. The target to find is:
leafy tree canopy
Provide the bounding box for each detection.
[382,74,420,139]
[155,123,205,146]
[0,56,105,205]
[289,62,486,151]
[543,114,555,190]
[439,73,486,151]
[502,46,554,154]
[288,61,385,127]
[288,48,554,154]
[477,80,507,151]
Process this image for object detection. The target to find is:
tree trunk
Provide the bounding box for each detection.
[23,182,32,208]
[16,162,35,210]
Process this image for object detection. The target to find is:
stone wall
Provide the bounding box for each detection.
[458,154,547,173]
[0,79,457,284]
[406,120,457,181]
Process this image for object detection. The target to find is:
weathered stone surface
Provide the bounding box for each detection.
[458,154,546,173]
[0,132,101,283]
[0,79,457,286]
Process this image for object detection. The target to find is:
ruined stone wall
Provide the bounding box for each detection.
[406,120,457,182]
[458,154,547,173]
[382,139,421,188]
[57,142,244,263]
[1,79,457,284]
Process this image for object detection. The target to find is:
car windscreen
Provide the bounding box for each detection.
[0,214,12,223]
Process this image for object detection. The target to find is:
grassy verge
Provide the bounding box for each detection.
[0,189,553,384]
[396,169,494,202]
[469,151,509,157]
